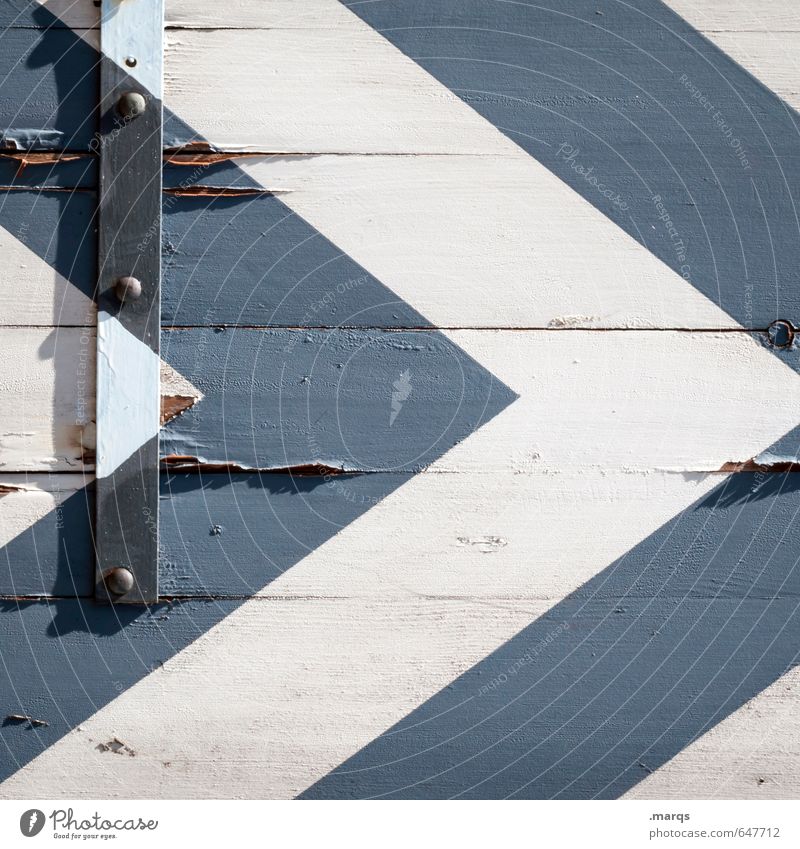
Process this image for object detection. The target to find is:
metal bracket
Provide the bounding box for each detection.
[95,0,165,604]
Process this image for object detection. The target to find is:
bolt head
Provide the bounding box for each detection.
[117,91,147,120]
[114,276,142,303]
[104,567,135,597]
[767,319,795,349]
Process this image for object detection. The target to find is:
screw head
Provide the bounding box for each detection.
[117,91,147,120]
[767,319,795,349]
[114,276,142,303]
[104,567,135,596]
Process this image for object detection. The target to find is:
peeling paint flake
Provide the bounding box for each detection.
[0,130,65,151]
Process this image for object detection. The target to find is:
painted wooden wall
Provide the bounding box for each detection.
[0,0,799,799]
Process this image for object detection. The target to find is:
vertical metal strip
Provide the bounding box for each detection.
[95,0,164,604]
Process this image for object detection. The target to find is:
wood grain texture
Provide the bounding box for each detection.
[2,327,797,473]
[3,466,800,798]
[2,0,800,801]
[0,468,722,597]
[0,592,794,799]
[14,0,800,32]
[232,154,737,330]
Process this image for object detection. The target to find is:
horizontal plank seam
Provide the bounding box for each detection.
[2,468,797,477]
[160,325,778,333]
[2,594,798,602]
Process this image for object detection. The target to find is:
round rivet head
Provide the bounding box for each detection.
[114,276,142,303]
[104,567,135,596]
[117,91,147,119]
[767,319,795,349]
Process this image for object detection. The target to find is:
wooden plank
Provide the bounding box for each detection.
[161,328,800,474]
[2,327,797,473]
[0,467,719,597]
[2,466,798,601]
[8,1,800,33]
[1,170,788,330]
[158,469,798,601]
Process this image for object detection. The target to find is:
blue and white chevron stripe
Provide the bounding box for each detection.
[0,0,798,800]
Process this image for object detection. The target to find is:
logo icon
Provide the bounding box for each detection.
[390,370,413,426]
[19,809,45,837]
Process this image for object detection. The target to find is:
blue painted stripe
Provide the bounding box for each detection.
[0,25,97,150]
[161,328,515,471]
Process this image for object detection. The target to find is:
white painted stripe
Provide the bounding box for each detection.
[162,24,512,154]
[239,153,738,329]
[665,0,800,32]
[0,327,94,472]
[434,329,800,473]
[101,0,164,99]
[95,313,161,478]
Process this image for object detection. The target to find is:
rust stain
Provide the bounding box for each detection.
[163,185,271,197]
[4,713,49,727]
[164,141,218,154]
[718,459,800,473]
[164,151,248,166]
[0,152,85,176]
[161,455,347,476]
[161,394,198,425]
